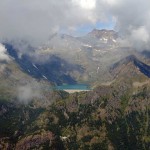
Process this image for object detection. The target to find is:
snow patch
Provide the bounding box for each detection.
[42,75,48,80]
[32,63,39,70]
[100,38,108,43]
[112,39,117,43]
[94,49,107,53]
[103,38,108,43]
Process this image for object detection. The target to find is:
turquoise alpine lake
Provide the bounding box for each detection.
[55,84,91,90]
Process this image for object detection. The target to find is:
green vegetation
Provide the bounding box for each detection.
[0,73,150,149]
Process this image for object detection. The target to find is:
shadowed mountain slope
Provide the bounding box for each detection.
[110,55,150,79]
[5,43,84,85]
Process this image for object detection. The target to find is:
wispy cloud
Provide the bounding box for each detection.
[0,0,150,50]
[17,81,42,104]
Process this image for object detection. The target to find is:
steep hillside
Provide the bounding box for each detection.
[0,48,69,107]
[110,55,150,81]
[0,48,69,149]
[1,66,150,149]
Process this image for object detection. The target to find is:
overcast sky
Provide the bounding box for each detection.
[0,0,150,50]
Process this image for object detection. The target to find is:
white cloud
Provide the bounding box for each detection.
[73,0,96,10]
[0,43,10,62]
[131,26,149,43]
[102,0,150,50]
[0,0,102,47]
[0,0,150,50]
[104,0,118,6]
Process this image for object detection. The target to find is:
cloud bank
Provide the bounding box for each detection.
[0,0,102,47]
[0,0,150,50]
[105,0,150,50]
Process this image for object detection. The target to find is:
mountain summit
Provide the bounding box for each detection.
[88,29,118,39]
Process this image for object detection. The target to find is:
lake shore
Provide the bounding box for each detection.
[55,84,91,93]
[64,89,90,93]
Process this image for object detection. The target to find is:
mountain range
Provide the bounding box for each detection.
[0,29,150,149]
[4,29,141,86]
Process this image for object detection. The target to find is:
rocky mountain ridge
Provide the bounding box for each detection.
[4,29,137,86]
